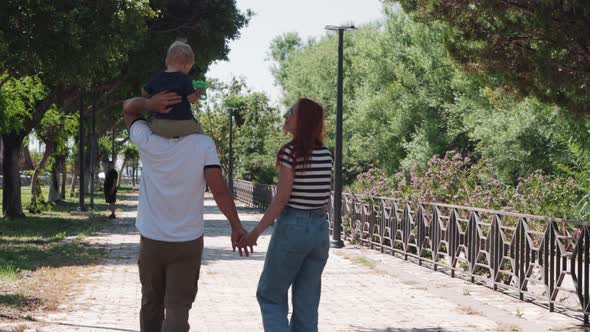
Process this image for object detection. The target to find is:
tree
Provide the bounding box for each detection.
[30,109,77,208]
[270,6,588,188]
[395,0,590,113]
[0,75,47,217]
[268,32,303,87]
[118,145,139,188]
[0,1,154,218]
[1,0,252,218]
[272,13,463,175]
[198,78,284,184]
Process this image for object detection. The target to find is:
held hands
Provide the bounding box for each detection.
[237,227,261,249]
[231,225,254,257]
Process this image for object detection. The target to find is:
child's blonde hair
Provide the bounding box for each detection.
[166,41,194,66]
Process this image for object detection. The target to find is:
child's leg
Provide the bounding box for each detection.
[151,119,203,138]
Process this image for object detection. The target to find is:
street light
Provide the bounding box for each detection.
[78,89,86,212]
[89,91,97,210]
[325,24,356,249]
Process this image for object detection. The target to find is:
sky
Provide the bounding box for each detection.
[206,0,385,105]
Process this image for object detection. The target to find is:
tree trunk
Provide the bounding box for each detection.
[30,141,53,201]
[70,161,78,197]
[117,157,127,188]
[48,158,61,203]
[21,144,35,170]
[59,156,67,199]
[83,130,92,195]
[2,133,25,218]
[0,137,4,174]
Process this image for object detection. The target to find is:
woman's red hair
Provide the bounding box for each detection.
[278,98,326,169]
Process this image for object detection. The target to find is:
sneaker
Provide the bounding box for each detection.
[108,214,116,219]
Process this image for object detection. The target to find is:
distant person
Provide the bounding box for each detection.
[142,40,205,138]
[238,98,334,332]
[103,161,118,219]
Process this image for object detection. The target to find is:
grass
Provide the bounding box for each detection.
[0,185,138,320]
[353,256,377,270]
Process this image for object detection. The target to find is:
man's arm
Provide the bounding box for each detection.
[204,167,241,229]
[123,92,182,129]
[204,167,251,256]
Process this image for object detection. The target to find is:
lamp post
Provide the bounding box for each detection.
[89,91,96,209]
[325,24,356,248]
[78,89,86,211]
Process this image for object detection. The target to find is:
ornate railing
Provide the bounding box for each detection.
[232,179,590,323]
[232,179,275,210]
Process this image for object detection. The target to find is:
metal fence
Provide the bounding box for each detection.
[232,179,590,323]
[232,179,275,210]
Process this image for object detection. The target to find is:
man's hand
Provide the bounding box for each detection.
[146,91,182,113]
[231,226,253,257]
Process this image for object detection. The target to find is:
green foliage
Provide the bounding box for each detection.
[271,7,590,210]
[456,87,570,183]
[26,185,48,214]
[227,90,284,184]
[268,32,303,87]
[123,145,139,162]
[199,78,285,184]
[396,0,590,113]
[0,76,46,134]
[35,108,78,155]
[273,12,466,176]
[0,0,154,87]
[512,171,580,219]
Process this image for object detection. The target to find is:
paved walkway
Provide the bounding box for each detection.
[13,193,589,331]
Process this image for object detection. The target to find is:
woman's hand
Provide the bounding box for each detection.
[238,228,261,248]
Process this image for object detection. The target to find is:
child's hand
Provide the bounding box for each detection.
[188,87,206,104]
[195,87,206,96]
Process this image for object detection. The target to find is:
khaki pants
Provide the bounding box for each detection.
[151,118,203,138]
[138,235,204,332]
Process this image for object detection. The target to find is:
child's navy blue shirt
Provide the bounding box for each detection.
[143,71,195,120]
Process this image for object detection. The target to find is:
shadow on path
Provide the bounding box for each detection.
[42,323,139,332]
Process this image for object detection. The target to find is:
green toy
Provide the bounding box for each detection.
[192,80,209,100]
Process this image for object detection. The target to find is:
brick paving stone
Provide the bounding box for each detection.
[5,193,587,332]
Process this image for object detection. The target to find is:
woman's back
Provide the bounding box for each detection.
[279,143,333,210]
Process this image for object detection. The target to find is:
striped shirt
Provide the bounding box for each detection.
[278,144,333,210]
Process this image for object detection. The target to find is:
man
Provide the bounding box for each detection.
[102,161,118,219]
[123,92,252,332]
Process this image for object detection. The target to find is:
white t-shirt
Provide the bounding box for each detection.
[129,120,221,242]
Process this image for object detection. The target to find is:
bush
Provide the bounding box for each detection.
[512,171,580,219]
[237,153,277,185]
[350,151,583,220]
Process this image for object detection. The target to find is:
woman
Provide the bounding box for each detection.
[238,98,333,332]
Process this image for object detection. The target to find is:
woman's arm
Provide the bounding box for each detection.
[238,165,294,246]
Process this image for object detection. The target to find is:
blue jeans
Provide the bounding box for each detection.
[257,207,330,332]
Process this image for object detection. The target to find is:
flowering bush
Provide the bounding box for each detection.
[511,171,579,219]
[349,151,583,220]
[350,168,393,197]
